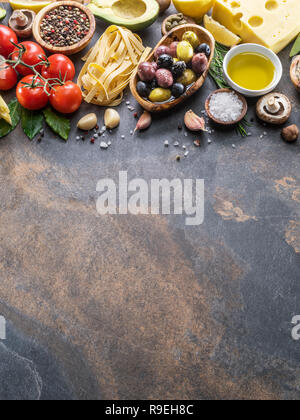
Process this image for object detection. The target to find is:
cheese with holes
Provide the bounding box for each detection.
[212,0,300,53]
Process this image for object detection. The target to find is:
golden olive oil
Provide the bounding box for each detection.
[227,52,275,90]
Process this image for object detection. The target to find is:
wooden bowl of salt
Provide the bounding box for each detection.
[205,88,248,126]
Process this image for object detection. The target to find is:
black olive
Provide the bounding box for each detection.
[137,81,151,98]
[157,54,174,69]
[171,61,187,79]
[150,79,159,90]
[172,83,186,98]
[195,43,211,58]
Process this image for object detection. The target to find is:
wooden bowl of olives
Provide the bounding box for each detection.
[162,14,196,36]
[130,24,215,113]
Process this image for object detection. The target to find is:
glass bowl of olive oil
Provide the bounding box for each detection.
[223,44,283,97]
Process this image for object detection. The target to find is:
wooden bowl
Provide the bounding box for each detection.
[205,89,248,126]
[162,14,196,36]
[33,1,96,56]
[130,24,215,113]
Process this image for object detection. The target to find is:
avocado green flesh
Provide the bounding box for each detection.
[88,0,159,31]
[0,8,6,21]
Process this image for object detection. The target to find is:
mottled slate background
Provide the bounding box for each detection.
[0,1,300,400]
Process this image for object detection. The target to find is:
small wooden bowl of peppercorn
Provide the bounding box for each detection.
[33,1,96,56]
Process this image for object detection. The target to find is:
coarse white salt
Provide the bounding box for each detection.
[209,92,244,123]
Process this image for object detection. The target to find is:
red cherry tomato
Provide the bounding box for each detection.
[0,25,18,58]
[50,81,82,114]
[16,75,49,111]
[12,41,46,76]
[0,63,18,91]
[41,54,75,82]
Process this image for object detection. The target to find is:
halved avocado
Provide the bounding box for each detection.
[88,0,159,31]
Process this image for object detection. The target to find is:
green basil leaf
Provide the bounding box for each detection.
[0,99,21,139]
[290,34,300,57]
[43,107,70,141]
[21,108,44,140]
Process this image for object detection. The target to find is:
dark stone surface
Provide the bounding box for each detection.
[0,2,300,400]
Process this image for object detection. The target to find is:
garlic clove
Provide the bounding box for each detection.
[77,113,97,131]
[184,110,207,132]
[104,109,120,129]
[135,111,152,132]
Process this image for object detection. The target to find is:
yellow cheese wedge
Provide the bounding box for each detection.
[212,0,300,53]
[0,95,12,125]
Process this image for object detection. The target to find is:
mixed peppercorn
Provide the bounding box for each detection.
[40,6,90,47]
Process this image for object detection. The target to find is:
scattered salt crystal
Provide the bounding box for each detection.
[100,142,108,149]
[209,92,244,123]
[164,140,169,147]
[174,141,179,147]
[108,141,112,146]
[121,135,125,139]
[232,144,236,149]
[208,139,212,144]
[184,151,189,157]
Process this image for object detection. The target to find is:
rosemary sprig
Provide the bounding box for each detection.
[209,43,251,137]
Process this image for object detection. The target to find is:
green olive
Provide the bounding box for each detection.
[177,69,197,86]
[177,41,194,63]
[182,31,200,49]
[149,88,172,103]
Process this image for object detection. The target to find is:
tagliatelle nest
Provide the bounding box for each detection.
[77,25,151,107]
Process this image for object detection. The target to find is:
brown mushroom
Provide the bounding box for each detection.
[290,55,300,92]
[256,93,292,125]
[9,9,36,38]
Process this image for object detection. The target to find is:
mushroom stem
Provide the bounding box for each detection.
[13,10,29,27]
[266,97,280,114]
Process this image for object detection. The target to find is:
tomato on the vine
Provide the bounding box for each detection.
[12,41,46,76]
[0,63,18,91]
[16,75,49,111]
[41,54,75,82]
[50,81,82,114]
[0,25,18,58]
